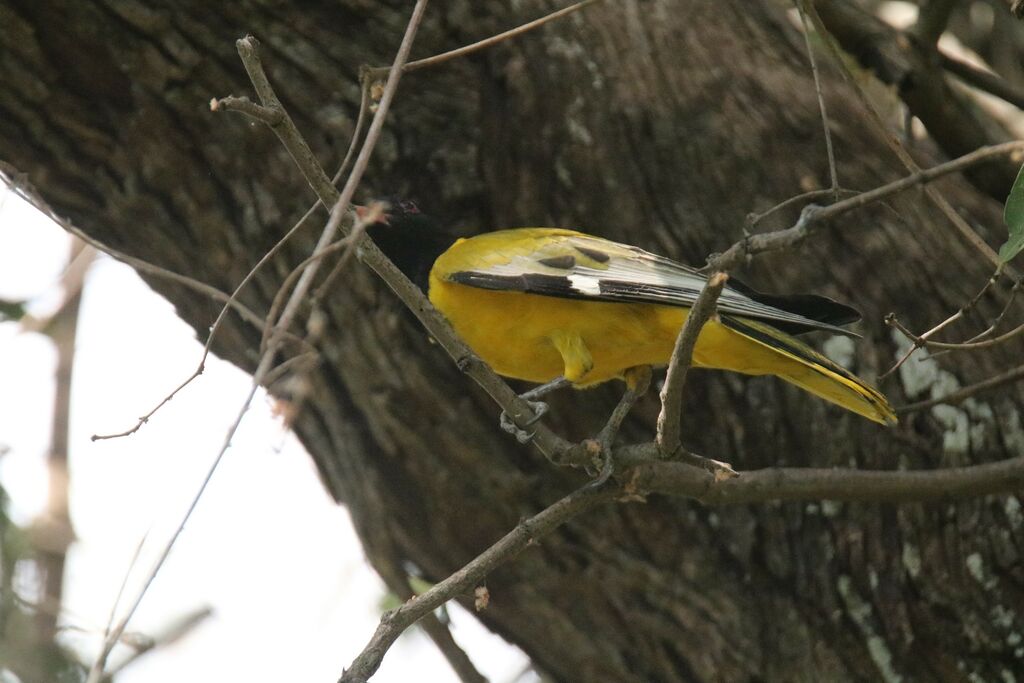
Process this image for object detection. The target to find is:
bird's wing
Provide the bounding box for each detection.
[439,229,859,336]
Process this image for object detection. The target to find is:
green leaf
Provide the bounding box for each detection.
[0,299,26,323]
[1000,162,1024,263]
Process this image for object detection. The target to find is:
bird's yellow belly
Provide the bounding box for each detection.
[429,279,687,385]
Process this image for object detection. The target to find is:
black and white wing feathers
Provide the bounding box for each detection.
[441,229,860,336]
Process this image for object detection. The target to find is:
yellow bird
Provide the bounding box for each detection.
[365,201,896,428]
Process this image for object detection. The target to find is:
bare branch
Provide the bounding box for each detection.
[898,363,1024,414]
[364,0,602,80]
[747,188,857,229]
[339,484,614,683]
[103,70,373,442]
[796,0,839,200]
[342,426,1024,681]
[0,169,270,332]
[418,614,488,683]
[625,452,1024,504]
[887,312,1024,353]
[958,278,1022,344]
[656,273,728,454]
[709,142,1024,272]
[91,366,204,441]
[809,0,1019,278]
[209,95,282,124]
[881,267,1005,378]
[86,4,430,680]
[106,607,213,676]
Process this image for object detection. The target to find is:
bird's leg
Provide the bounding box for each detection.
[521,376,572,403]
[588,366,652,488]
[499,376,571,443]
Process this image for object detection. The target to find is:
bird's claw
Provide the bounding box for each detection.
[588,455,615,489]
[583,440,615,489]
[499,400,549,443]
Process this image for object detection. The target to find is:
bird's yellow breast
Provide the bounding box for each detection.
[428,274,686,385]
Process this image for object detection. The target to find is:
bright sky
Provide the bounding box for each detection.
[0,187,532,682]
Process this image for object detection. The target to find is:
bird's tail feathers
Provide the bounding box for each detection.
[720,317,897,426]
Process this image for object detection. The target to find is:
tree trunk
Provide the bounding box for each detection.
[3,1,1023,680]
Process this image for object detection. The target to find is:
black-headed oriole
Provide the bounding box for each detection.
[365,201,896,426]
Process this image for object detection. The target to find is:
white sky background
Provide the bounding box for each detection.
[0,187,532,682]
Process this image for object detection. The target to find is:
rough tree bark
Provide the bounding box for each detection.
[3,1,1023,680]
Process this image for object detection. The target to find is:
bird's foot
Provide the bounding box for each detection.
[498,377,569,444]
[584,367,653,488]
[499,400,549,443]
[585,442,616,489]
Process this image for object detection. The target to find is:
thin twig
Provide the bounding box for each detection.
[331,78,372,189]
[747,188,857,229]
[888,313,1024,352]
[656,273,728,454]
[106,607,213,676]
[708,141,1024,272]
[260,350,320,391]
[958,279,1021,344]
[4,170,313,443]
[260,204,383,353]
[102,72,372,442]
[0,171,269,332]
[97,532,149,658]
[804,0,1019,280]
[257,78,373,338]
[364,0,602,80]
[342,429,1024,681]
[91,366,205,441]
[897,363,1024,414]
[85,5,430,681]
[209,95,282,124]
[213,55,578,460]
[797,0,839,201]
[881,266,1004,377]
[339,483,615,683]
[418,614,488,683]
[259,234,352,353]
[87,201,320,440]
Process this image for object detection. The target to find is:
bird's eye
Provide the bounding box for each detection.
[400,200,420,214]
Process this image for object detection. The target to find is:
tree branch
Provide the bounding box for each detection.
[0,168,271,334]
[796,0,839,199]
[363,0,602,80]
[656,273,727,453]
[880,266,1006,377]
[887,312,1024,352]
[814,0,1016,200]
[418,614,488,683]
[339,484,615,683]
[708,141,1024,272]
[809,0,1019,279]
[86,3,430,680]
[625,452,1024,504]
[898,362,1024,414]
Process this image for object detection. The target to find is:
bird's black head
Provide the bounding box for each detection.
[362,198,456,292]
